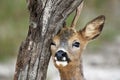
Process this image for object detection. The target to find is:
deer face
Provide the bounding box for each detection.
[50,15,105,69]
[51,28,86,68]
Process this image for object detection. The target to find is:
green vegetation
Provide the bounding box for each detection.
[0,0,119,61]
[0,0,28,61]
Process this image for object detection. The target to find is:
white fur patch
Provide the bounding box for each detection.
[85,24,95,36]
[56,61,68,67]
[54,57,57,60]
[62,57,66,61]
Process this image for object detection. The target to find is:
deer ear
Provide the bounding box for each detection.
[81,15,105,41]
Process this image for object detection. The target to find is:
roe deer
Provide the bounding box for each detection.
[50,1,105,80]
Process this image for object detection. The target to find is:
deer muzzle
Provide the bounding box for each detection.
[54,50,71,67]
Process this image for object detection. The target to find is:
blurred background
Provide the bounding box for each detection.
[0,0,120,80]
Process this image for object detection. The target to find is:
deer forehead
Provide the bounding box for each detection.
[59,28,76,41]
[53,28,82,46]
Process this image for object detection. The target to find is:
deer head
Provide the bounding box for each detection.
[50,2,105,70]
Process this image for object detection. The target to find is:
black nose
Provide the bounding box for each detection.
[55,50,67,61]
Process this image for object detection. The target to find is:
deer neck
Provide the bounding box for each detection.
[58,59,84,80]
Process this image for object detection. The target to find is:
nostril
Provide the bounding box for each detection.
[62,52,66,56]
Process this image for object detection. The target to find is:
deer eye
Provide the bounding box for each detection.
[51,42,56,46]
[72,42,80,48]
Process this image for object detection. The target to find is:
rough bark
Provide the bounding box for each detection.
[14,0,83,80]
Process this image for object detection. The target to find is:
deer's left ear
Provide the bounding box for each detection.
[81,15,105,41]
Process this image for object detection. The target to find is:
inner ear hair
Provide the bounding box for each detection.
[81,15,105,40]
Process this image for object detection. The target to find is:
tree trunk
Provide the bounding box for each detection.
[14,0,83,80]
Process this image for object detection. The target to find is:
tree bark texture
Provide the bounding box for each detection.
[14,0,83,80]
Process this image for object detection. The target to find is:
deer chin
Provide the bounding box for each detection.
[54,56,70,67]
[56,61,68,67]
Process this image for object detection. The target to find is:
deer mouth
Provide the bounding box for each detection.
[54,55,71,67]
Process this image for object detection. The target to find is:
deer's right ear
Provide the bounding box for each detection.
[81,15,105,41]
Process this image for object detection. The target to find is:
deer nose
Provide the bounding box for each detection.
[55,50,67,61]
